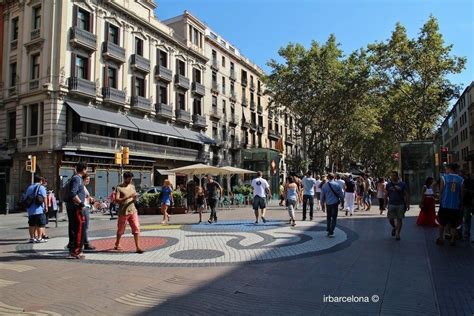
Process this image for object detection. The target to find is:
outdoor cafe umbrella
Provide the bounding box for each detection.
[168,163,222,186]
[218,166,257,195]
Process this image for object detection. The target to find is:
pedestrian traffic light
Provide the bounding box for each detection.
[122,147,129,165]
[115,152,122,165]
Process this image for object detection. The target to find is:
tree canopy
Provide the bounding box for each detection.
[265,16,466,175]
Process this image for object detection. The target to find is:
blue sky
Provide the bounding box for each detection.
[155,0,473,91]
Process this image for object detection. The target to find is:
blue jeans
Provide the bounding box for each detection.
[326,203,339,234]
[302,195,314,219]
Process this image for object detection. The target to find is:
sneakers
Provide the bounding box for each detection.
[391,229,396,237]
[29,238,36,243]
[291,220,296,227]
[84,245,96,251]
[208,218,213,224]
[345,211,348,216]
[213,216,217,223]
[35,238,48,243]
[262,217,267,223]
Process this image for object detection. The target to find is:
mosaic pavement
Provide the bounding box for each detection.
[19,220,356,267]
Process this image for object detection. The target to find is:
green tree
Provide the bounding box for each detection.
[368,16,466,140]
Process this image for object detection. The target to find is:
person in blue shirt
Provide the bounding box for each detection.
[320,173,345,237]
[66,162,87,259]
[384,171,409,241]
[302,171,317,221]
[437,163,464,246]
[25,175,48,243]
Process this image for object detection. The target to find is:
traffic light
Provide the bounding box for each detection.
[115,152,122,165]
[122,147,129,165]
[31,156,36,173]
[26,160,32,172]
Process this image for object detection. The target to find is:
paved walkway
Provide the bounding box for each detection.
[0,203,473,315]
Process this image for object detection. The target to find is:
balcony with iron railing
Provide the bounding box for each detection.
[230,69,236,81]
[285,134,295,144]
[268,129,281,139]
[31,29,40,40]
[250,100,256,111]
[230,91,237,102]
[155,103,173,119]
[211,82,220,94]
[102,87,126,105]
[70,27,97,51]
[131,54,150,73]
[211,58,219,70]
[229,113,239,125]
[131,95,151,112]
[29,79,39,91]
[10,40,18,50]
[210,107,222,120]
[175,109,192,123]
[154,65,173,82]
[68,77,96,98]
[242,96,248,107]
[63,133,205,162]
[250,81,256,91]
[192,114,207,128]
[102,41,126,63]
[192,82,206,96]
[241,78,248,87]
[175,74,190,90]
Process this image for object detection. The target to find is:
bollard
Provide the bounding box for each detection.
[5,203,9,215]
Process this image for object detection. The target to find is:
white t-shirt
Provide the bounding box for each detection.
[84,187,91,207]
[251,177,270,198]
[336,179,346,192]
[315,180,322,193]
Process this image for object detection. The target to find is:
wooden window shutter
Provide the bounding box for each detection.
[117,26,121,46]
[71,53,76,77]
[104,21,109,41]
[89,12,94,33]
[87,56,91,80]
[131,76,136,97]
[72,5,78,28]
[103,65,108,87]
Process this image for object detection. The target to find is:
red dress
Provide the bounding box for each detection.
[416,187,438,227]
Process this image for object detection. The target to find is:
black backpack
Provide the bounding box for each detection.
[24,184,44,208]
[61,175,80,202]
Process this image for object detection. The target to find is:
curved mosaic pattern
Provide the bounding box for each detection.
[19,220,356,267]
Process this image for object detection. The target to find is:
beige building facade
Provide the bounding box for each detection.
[0,1,298,206]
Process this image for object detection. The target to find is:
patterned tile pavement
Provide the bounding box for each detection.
[20,219,355,267]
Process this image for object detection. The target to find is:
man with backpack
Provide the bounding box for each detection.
[64,162,88,259]
[25,175,48,243]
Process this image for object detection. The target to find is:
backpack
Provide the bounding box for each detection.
[24,184,44,208]
[61,175,77,202]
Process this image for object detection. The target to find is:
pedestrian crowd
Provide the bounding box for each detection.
[21,161,473,259]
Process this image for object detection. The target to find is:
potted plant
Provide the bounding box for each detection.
[170,190,186,214]
[137,193,160,215]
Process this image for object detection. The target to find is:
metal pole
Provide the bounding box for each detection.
[31,171,34,184]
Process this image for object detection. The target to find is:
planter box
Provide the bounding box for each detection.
[138,207,159,215]
[170,207,187,214]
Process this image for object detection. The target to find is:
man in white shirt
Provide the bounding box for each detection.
[315,175,322,211]
[251,171,270,224]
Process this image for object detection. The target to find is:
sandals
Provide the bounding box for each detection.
[114,245,123,251]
